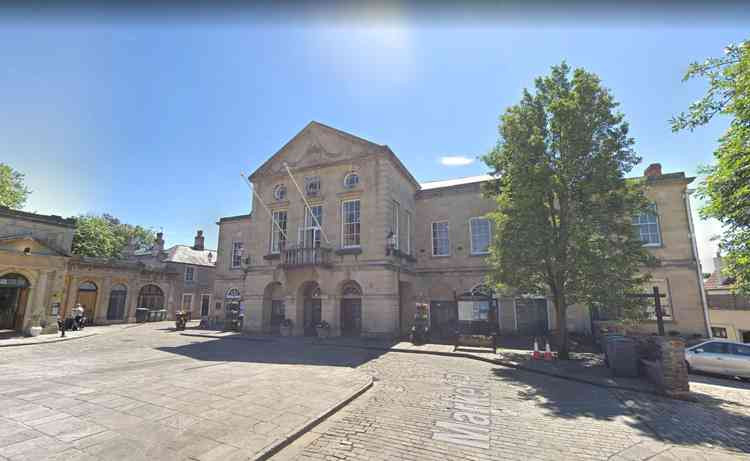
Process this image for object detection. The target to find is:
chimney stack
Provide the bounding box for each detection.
[194,230,205,251]
[644,163,662,178]
[153,232,165,256]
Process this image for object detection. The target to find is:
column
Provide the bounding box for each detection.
[244,294,264,333]
[95,277,112,324]
[321,295,339,337]
[286,295,302,336]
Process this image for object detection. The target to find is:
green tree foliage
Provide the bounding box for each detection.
[0,163,31,209]
[483,63,656,359]
[71,214,154,259]
[672,40,750,294]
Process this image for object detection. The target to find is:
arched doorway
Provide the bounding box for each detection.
[76,281,98,324]
[263,282,285,334]
[300,281,322,336]
[0,273,30,330]
[107,284,128,321]
[340,281,362,337]
[138,284,164,310]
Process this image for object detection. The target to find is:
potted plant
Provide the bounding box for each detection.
[315,320,331,339]
[280,318,293,337]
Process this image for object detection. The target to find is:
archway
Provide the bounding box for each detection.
[340,280,362,337]
[0,273,30,331]
[76,281,98,324]
[138,284,164,310]
[300,281,322,336]
[263,282,285,334]
[107,284,128,321]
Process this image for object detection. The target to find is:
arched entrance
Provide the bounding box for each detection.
[138,284,164,310]
[107,284,128,321]
[0,273,30,331]
[340,281,362,337]
[263,282,285,334]
[76,281,98,324]
[300,281,322,336]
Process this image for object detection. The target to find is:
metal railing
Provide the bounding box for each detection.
[283,245,332,268]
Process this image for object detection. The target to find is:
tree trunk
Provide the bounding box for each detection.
[554,294,570,360]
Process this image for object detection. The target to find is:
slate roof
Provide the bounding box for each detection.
[419,174,496,191]
[163,245,216,267]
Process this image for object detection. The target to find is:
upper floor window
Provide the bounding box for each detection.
[344,172,359,188]
[273,184,287,201]
[305,176,321,197]
[633,207,661,246]
[342,200,361,248]
[405,210,412,255]
[470,217,491,255]
[300,205,323,248]
[185,266,195,282]
[432,221,450,256]
[271,210,288,253]
[231,242,244,268]
[391,201,400,250]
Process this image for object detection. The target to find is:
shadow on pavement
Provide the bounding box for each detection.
[157,335,389,368]
[491,365,750,454]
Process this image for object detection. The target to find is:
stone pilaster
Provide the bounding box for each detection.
[321,295,339,337]
[243,294,264,333]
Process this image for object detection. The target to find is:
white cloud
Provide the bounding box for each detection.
[689,194,724,273]
[440,156,475,166]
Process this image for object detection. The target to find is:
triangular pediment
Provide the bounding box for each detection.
[250,121,387,179]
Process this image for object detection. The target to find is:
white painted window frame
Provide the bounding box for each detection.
[431,220,451,257]
[633,205,662,247]
[184,266,195,282]
[392,200,400,250]
[230,241,244,268]
[181,293,193,312]
[341,199,361,248]
[469,217,492,255]
[270,210,288,254]
[405,210,412,255]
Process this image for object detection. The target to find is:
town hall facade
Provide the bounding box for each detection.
[212,121,710,339]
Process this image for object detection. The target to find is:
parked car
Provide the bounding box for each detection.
[685,340,750,380]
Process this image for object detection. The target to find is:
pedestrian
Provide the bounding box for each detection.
[74,303,85,329]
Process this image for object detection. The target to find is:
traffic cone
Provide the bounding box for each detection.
[532,339,541,360]
[544,340,553,360]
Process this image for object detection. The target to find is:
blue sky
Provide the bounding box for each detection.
[1,6,747,271]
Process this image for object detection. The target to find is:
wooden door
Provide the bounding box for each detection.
[341,299,362,336]
[77,291,98,323]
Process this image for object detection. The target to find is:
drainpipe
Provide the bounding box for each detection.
[685,189,712,338]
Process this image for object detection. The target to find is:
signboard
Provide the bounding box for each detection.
[457,300,490,322]
[50,302,60,316]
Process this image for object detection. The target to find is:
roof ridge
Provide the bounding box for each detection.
[309,121,386,149]
[420,173,495,184]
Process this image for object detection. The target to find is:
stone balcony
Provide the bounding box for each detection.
[282,245,333,268]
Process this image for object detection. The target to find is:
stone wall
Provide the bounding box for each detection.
[637,336,691,398]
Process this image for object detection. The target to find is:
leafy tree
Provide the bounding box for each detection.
[672,40,750,294]
[483,63,656,359]
[0,163,31,209]
[71,214,154,258]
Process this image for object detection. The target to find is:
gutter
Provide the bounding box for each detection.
[685,189,712,338]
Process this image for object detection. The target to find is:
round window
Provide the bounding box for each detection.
[344,172,359,188]
[273,184,287,201]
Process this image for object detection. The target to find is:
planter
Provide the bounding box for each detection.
[29,326,43,337]
[315,327,330,339]
[280,325,293,337]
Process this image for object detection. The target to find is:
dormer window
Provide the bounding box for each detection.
[273,184,287,201]
[305,176,321,197]
[344,172,359,189]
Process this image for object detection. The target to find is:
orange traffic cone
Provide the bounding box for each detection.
[532,339,541,360]
[544,340,553,360]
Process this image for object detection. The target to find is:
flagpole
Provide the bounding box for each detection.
[240,173,289,242]
[283,162,330,245]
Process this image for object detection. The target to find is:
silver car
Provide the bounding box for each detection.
[685,340,750,379]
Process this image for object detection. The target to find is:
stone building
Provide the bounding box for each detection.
[212,122,709,338]
[130,231,216,320]
[704,253,750,342]
[0,206,179,335]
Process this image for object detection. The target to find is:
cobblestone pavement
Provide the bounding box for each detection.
[277,352,750,461]
[0,322,372,461]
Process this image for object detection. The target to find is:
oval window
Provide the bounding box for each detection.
[273,184,287,201]
[344,172,359,188]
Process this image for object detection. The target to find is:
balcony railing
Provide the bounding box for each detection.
[282,245,333,268]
